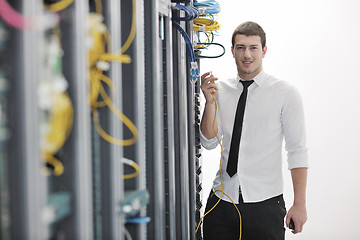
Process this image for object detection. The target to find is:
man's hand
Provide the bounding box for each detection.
[286,203,307,234]
[287,167,308,234]
[200,72,219,140]
[200,72,218,104]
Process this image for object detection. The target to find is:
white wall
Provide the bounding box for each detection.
[199,0,360,239]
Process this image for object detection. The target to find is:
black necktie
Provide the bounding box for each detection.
[226,80,254,177]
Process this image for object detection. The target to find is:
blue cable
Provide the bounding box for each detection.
[194,0,218,7]
[125,217,151,224]
[172,20,195,62]
[172,20,199,82]
[194,0,221,15]
[172,4,200,21]
[170,0,191,3]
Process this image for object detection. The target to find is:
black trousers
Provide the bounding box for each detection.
[203,191,286,240]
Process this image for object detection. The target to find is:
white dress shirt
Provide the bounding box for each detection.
[200,70,308,203]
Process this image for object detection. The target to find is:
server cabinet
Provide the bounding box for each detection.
[144,0,166,239]
[0,0,203,239]
[120,0,148,240]
[172,3,197,240]
[144,0,198,239]
[2,0,94,239]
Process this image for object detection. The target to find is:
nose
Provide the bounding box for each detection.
[244,48,251,59]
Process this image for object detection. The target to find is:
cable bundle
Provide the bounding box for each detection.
[42,91,73,176]
[194,0,221,16]
[171,3,200,82]
[171,0,224,64]
[0,0,75,175]
[192,2,225,59]
[171,3,200,21]
[86,0,138,147]
[88,0,140,186]
[172,20,199,82]
[88,11,138,146]
[40,34,73,176]
[193,15,220,33]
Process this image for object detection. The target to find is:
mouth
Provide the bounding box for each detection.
[242,60,253,66]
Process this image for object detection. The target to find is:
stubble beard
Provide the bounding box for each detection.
[236,58,262,79]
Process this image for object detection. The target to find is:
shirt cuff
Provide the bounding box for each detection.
[199,127,222,150]
[287,148,309,170]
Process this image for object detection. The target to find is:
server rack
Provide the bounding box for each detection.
[3,0,94,239]
[14,1,44,238]
[144,0,166,238]
[0,0,203,239]
[120,0,147,240]
[172,17,192,240]
[194,69,203,240]
[162,11,178,240]
[91,0,124,239]
[72,1,94,238]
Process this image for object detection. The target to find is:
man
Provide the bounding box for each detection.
[200,21,308,240]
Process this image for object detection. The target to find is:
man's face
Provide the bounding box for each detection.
[231,34,267,80]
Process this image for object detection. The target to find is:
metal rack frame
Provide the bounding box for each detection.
[1,1,201,239]
[144,0,166,239]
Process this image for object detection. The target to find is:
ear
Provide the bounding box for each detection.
[231,46,235,57]
[262,46,267,58]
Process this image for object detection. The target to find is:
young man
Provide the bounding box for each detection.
[200,21,308,240]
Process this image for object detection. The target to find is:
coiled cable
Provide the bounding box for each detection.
[195,79,242,240]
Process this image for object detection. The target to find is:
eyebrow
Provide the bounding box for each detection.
[235,44,260,47]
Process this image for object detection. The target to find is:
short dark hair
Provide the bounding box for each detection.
[231,21,266,49]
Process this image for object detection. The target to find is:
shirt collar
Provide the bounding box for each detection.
[235,70,266,88]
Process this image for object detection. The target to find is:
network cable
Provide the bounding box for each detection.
[195,76,242,240]
[195,42,225,59]
[93,0,136,56]
[193,13,220,46]
[123,226,133,240]
[171,1,201,82]
[45,0,74,12]
[88,1,140,185]
[0,0,62,29]
[170,0,191,3]
[88,4,138,146]
[0,0,29,29]
[121,158,140,180]
[193,10,224,58]
[195,30,214,45]
[40,33,74,176]
[194,0,221,16]
[172,20,199,82]
[42,91,73,176]
[125,217,151,224]
[171,3,200,21]
[193,15,220,33]
[172,20,195,62]
[0,0,72,175]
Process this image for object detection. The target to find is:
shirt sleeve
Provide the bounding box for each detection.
[281,85,309,170]
[199,127,223,150]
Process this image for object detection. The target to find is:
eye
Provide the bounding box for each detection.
[236,46,243,50]
[251,46,258,50]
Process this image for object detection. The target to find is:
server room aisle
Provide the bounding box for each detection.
[0,0,223,239]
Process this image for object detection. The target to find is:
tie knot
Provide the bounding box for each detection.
[240,80,254,89]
